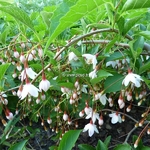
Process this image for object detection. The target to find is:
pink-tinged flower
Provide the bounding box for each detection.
[98,115,104,126]
[122,70,143,88]
[63,112,68,121]
[82,54,97,69]
[89,69,97,79]
[47,117,52,124]
[14,49,19,58]
[17,85,23,98]
[5,109,13,120]
[38,46,43,57]
[109,112,122,124]
[79,110,84,117]
[20,78,39,100]
[86,110,99,123]
[39,73,50,92]
[127,92,132,101]
[68,52,78,62]
[83,120,99,137]
[84,105,92,115]
[20,53,26,63]
[28,53,34,61]
[20,62,37,81]
[21,42,25,49]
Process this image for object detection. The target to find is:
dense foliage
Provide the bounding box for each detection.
[0,0,150,149]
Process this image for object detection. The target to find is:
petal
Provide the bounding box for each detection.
[26,68,37,79]
[111,115,118,124]
[100,95,107,105]
[21,85,29,100]
[28,84,39,97]
[88,124,94,137]
[94,124,99,133]
[83,124,89,132]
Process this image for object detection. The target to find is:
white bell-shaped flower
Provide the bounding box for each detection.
[109,112,122,124]
[82,54,97,69]
[83,120,99,137]
[122,70,143,88]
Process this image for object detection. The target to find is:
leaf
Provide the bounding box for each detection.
[78,144,95,150]
[139,61,150,74]
[58,130,81,150]
[0,4,34,31]
[104,73,124,93]
[9,140,28,150]
[96,140,107,150]
[104,37,119,53]
[90,70,113,85]
[44,0,111,53]
[123,16,142,35]
[0,27,10,44]
[133,37,144,51]
[49,146,58,150]
[114,143,131,150]
[138,31,150,40]
[104,136,111,147]
[58,82,74,89]
[117,16,125,34]
[0,63,10,81]
[122,0,150,11]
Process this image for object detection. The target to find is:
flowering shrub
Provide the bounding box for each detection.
[0,0,150,149]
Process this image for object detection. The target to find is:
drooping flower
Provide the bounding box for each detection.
[20,78,39,100]
[63,112,68,121]
[68,52,78,62]
[106,61,116,68]
[39,73,50,92]
[109,112,122,124]
[20,61,37,81]
[86,110,99,123]
[89,69,97,79]
[122,70,143,88]
[84,105,92,115]
[82,54,97,69]
[83,120,99,137]
[94,92,108,105]
[5,108,13,120]
[14,49,19,58]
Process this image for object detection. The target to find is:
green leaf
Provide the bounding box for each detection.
[139,61,150,74]
[44,0,111,53]
[138,31,150,40]
[117,16,125,34]
[96,140,107,150]
[114,143,131,150]
[104,73,124,93]
[104,136,111,147]
[90,70,113,85]
[0,63,10,81]
[0,4,34,31]
[58,82,74,89]
[9,140,28,150]
[133,37,144,51]
[123,16,142,35]
[0,27,10,44]
[104,37,119,53]
[122,0,150,11]
[78,144,95,150]
[49,146,58,150]
[58,130,81,150]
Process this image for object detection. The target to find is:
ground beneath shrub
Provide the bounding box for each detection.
[1,105,150,150]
